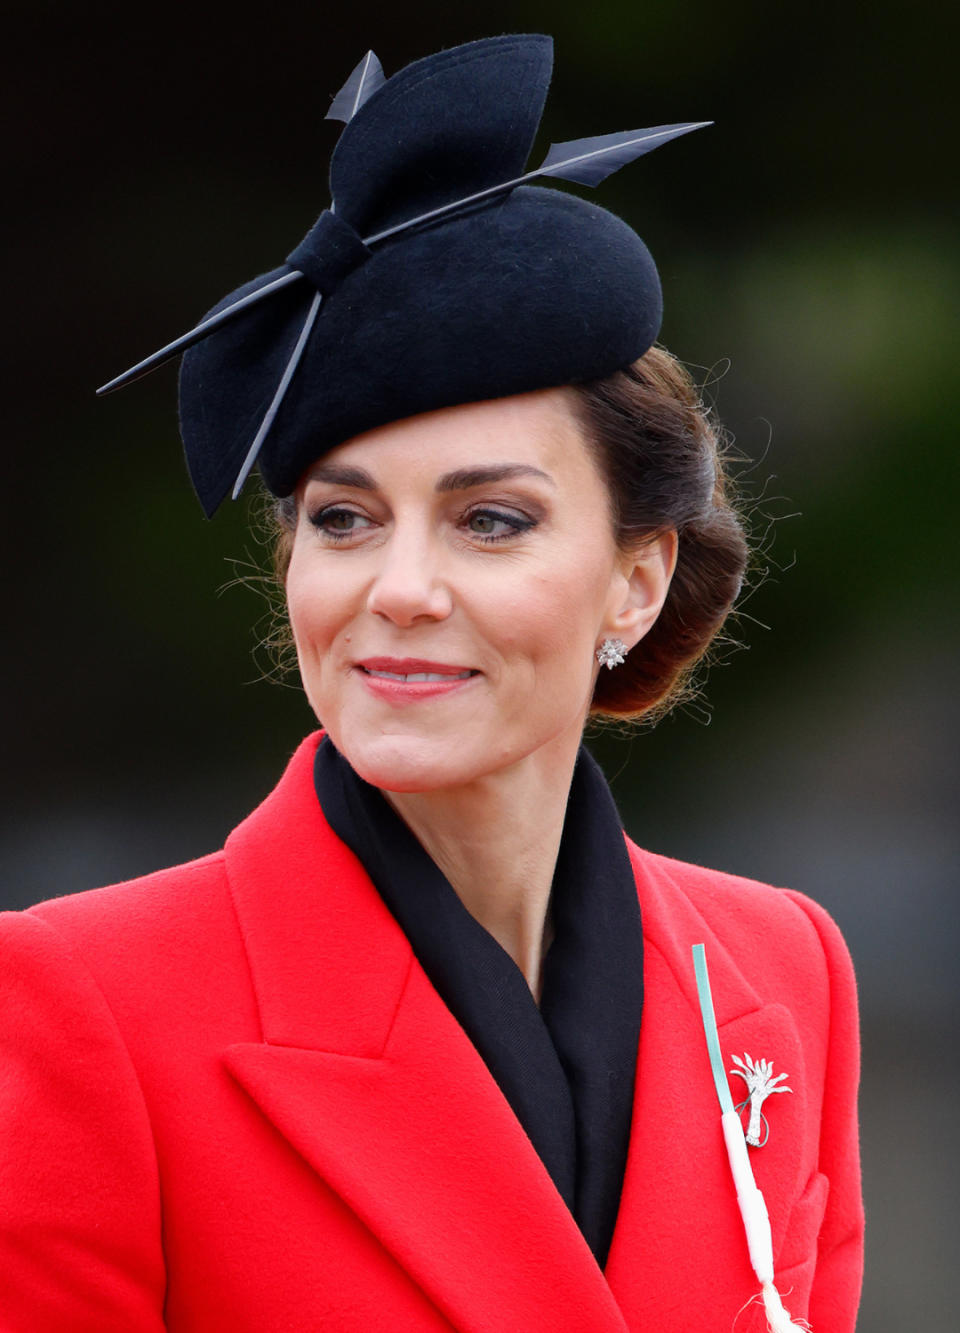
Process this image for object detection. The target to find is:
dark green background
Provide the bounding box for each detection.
[3,3,957,1325]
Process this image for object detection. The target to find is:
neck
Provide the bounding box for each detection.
[385,733,582,1000]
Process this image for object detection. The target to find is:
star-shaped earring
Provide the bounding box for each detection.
[596,638,627,669]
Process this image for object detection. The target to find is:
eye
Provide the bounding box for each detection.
[308,505,375,542]
[463,507,536,543]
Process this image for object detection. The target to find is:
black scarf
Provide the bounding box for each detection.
[314,737,643,1268]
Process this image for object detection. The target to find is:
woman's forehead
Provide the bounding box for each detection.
[302,389,590,485]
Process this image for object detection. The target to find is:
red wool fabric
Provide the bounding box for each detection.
[0,733,863,1331]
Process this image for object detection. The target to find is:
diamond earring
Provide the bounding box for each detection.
[596,638,627,669]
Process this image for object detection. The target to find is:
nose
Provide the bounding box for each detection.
[365,527,454,627]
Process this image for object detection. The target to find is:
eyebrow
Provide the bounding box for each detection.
[435,464,556,492]
[307,463,377,489]
[307,462,556,492]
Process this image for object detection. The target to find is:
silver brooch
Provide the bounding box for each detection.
[730,1053,792,1147]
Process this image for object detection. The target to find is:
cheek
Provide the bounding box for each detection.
[285,558,342,665]
[285,573,314,655]
[489,561,610,681]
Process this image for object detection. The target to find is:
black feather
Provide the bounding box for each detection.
[537,122,711,187]
[231,291,323,499]
[325,51,386,124]
[366,120,711,244]
[95,270,304,396]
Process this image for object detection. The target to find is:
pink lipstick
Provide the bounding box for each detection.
[355,657,478,703]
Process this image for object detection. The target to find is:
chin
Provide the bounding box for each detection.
[326,729,472,795]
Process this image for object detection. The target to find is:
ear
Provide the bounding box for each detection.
[604,529,678,649]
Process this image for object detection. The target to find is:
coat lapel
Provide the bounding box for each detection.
[221,735,627,1333]
[219,735,808,1331]
[606,844,808,1328]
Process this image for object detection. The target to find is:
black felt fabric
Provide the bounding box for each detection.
[327,33,553,237]
[313,737,643,1268]
[285,211,371,295]
[177,34,665,516]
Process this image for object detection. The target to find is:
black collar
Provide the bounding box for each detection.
[313,738,643,1267]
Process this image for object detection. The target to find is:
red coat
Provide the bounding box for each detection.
[0,734,863,1332]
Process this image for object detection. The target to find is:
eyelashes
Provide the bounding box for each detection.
[463,507,537,542]
[307,506,372,541]
[307,504,538,545]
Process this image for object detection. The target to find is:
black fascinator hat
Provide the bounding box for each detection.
[98,35,709,517]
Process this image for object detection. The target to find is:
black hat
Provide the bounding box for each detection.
[98,35,708,516]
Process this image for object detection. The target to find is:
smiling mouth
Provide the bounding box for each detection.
[361,668,476,683]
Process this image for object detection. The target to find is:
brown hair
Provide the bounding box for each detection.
[267,345,747,721]
[570,346,748,719]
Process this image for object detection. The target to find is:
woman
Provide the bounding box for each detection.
[0,35,863,1332]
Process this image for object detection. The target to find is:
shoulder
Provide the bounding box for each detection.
[0,850,239,1016]
[18,847,229,941]
[0,734,325,1021]
[629,837,809,922]
[627,839,857,1008]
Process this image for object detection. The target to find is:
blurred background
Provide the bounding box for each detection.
[2,1,957,1325]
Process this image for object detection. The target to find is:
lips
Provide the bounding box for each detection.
[357,657,477,683]
[366,669,473,682]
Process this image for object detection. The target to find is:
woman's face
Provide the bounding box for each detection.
[286,389,674,793]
